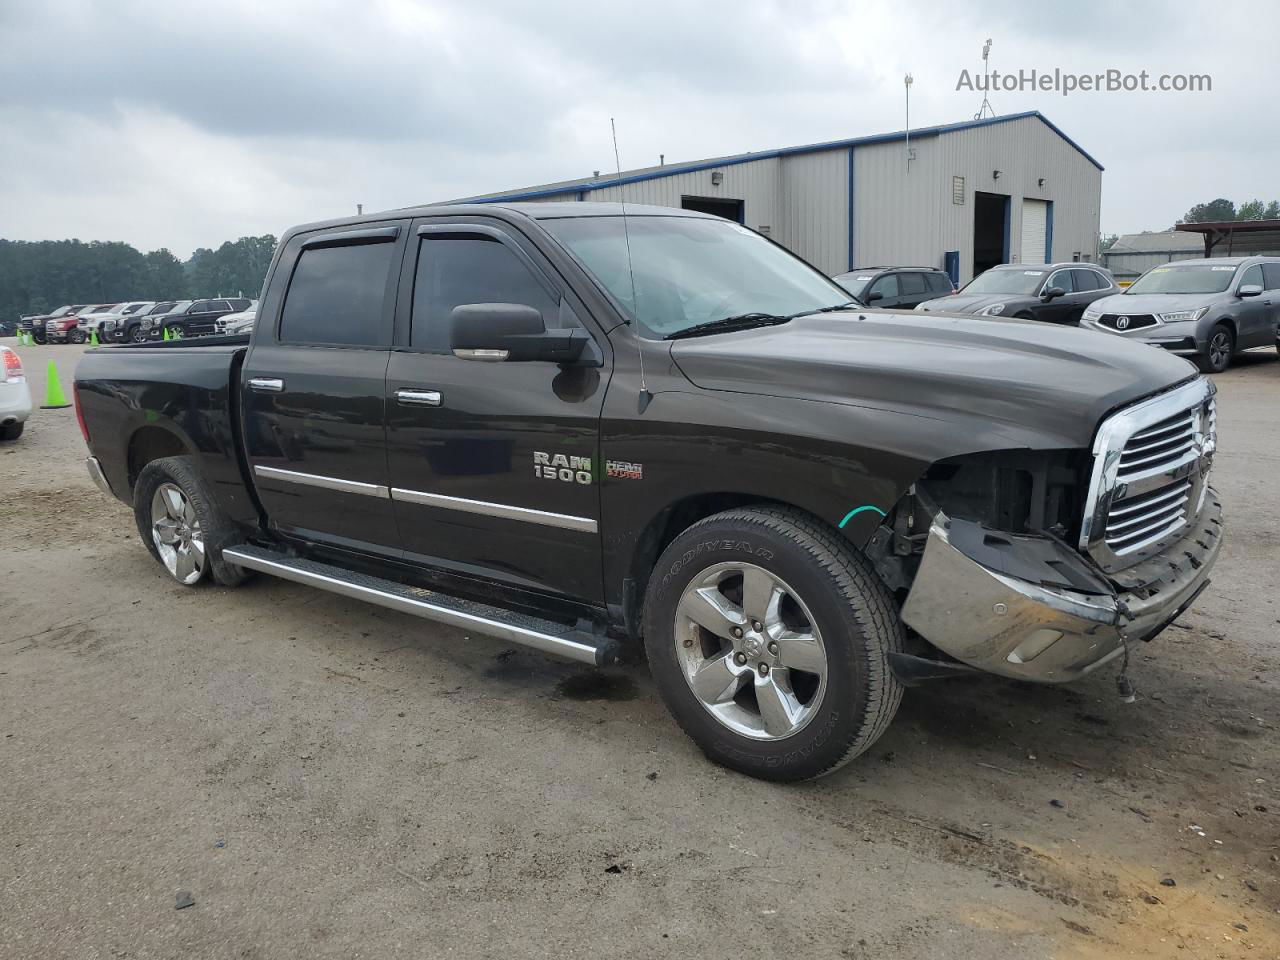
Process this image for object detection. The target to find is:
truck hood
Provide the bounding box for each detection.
[669,310,1197,449]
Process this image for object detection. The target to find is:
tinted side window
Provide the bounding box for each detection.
[1263,263,1280,291]
[1071,269,1099,292]
[210,300,232,312]
[926,272,953,293]
[899,272,926,296]
[190,301,210,313]
[411,235,561,354]
[1047,270,1075,293]
[279,241,395,346]
[1240,264,1264,289]
[868,274,898,299]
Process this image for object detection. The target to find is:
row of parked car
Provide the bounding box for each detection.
[832,255,1280,373]
[18,298,257,345]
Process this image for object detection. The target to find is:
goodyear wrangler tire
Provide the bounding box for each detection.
[133,456,251,588]
[643,506,904,782]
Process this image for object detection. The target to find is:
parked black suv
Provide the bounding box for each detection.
[917,263,1118,325]
[833,266,954,309]
[146,298,253,340]
[77,202,1220,782]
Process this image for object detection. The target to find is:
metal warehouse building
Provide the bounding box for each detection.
[462,110,1103,287]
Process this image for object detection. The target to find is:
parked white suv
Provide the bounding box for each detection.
[85,301,155,343]
[1,345,32,441]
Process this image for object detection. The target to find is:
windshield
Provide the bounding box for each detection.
[1126,263,1237,295]
[122,302,148,314]
[49,306,72,317]
[962,268,1047,295]
[150,301,177,314]
[832,272,876,299]
[541,216,851,338]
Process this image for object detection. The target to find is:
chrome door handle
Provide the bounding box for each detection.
[248,377,284,393]
[396,388,442,407]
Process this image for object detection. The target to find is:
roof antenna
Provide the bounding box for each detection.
[612,117,652,414]
[974,39,995,120]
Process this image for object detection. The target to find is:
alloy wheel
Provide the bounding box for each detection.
[150,482,205,584]
[1209,330,1231,370]
[674,561,828,740]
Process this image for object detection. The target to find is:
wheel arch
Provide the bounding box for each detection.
[622,492,851,640]
[126,424,195,493]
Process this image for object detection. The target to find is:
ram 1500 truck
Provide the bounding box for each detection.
[74,203,1222,782]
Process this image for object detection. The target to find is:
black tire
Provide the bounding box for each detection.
[1197,323,1234,374]
[32,335,46,344]
[0,421,24,442]
[127,324,147,344]
[69,328,86,344]
[643,506,904,782]
[133,455,251,587]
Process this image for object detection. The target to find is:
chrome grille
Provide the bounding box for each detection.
[1079,379,1216,571]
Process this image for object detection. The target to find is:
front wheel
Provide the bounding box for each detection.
[133,456,251,587]
[69,328,86,344]
[1197,323,1234,373]
[643,506,904,782]
[128,325,147,344]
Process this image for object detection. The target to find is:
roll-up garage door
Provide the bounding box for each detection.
[1020,199,1047,264]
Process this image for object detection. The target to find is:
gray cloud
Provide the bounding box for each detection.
[0,0,1276,254]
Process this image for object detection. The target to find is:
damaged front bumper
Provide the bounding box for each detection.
[900,491,1222,683]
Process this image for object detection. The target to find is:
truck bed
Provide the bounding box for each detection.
[75,340,259,524]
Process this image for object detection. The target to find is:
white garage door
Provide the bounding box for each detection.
[1020,199,1048,264]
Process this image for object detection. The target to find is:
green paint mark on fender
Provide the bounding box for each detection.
[838,505,887,529]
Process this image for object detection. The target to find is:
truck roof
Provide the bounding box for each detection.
[281,201,718,244]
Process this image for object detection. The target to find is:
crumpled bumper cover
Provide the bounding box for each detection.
[900,492,1222,683]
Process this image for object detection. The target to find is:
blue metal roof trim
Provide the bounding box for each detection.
[473,111,1103,204]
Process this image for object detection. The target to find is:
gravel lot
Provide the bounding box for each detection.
[2,338,1277,959]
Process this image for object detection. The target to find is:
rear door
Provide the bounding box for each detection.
[384,215,609,602]
[241,222,407,554]
[1262,263,1280,340]
[897,272,930,308]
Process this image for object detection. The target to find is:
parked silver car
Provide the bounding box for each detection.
[1081,257,1280,372]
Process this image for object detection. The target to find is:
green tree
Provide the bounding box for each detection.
[1182,198,1236,223]
[1099,233,1119,253]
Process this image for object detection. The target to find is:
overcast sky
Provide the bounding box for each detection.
[2,0,1276,257]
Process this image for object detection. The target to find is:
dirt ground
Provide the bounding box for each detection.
[1,338,1277,960]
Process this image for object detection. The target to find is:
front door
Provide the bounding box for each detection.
[241,222,407,554]
[1235,264,1271,347]
[1036,268,1081,324]
[384,216,609,602]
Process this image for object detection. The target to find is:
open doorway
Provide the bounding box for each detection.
[973,191,1009,276]
[681,195,744,224]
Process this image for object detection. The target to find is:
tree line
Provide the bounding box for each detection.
[1181,198,1280,223]
[0,235,277,322]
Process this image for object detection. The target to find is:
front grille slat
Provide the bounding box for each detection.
[1108,483,1189,519]
[1117,408,1198,479]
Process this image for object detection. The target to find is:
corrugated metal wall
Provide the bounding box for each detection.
[776,151,849,274]
[588,157,781,233]
[852,115,1101,284]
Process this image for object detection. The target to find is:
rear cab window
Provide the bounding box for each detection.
[278,230,400,346]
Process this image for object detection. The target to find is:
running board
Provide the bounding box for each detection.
[222,544,614,666]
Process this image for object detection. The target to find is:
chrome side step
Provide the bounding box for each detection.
[222,544,613,666]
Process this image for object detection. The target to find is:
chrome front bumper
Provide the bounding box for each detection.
[900,493,1222,683]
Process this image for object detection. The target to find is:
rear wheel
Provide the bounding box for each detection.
[1197,323,1234,373]
[643,506,904,782]
[133,456,251,587]
[0,421,23,442]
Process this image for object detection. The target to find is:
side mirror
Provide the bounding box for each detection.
[1238,283,1263,298]
[865,290,884,303]
[449,303,587,364]
[1041,286,1066,301]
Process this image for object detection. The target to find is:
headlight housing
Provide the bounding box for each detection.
[1082,305,1103,321]
[981,303,1006,316]
[1158,307,1209,323]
